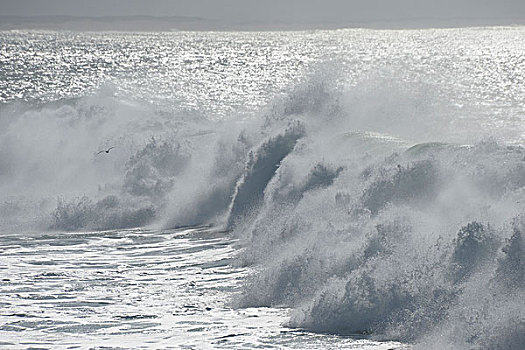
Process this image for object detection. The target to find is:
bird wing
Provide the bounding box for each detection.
[97,150,105,154]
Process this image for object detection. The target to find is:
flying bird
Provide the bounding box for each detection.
[97,146,116,154]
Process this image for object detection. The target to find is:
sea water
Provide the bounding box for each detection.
[0,27,524,349]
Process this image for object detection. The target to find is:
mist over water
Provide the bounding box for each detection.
[1,27,524,349]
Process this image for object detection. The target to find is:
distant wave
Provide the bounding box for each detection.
[1,76,524,349]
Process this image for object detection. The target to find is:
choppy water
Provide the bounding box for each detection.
[1,27,524,349]
[2,28,524,128]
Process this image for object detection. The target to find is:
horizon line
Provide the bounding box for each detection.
[1,14,524,32]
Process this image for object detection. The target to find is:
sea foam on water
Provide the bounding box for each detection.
[0,28,524,349]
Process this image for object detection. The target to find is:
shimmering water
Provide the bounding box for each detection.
[1,27,524,349]
[2,28,524,128]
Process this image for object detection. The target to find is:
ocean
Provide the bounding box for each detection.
[0,27,524,349]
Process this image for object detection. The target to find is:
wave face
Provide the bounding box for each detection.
[226,122,306,229]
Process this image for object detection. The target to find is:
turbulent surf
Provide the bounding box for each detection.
[1,27,524,349]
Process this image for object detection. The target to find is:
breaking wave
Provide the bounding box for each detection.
[225,81,524,349]
[1,76,524,349]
